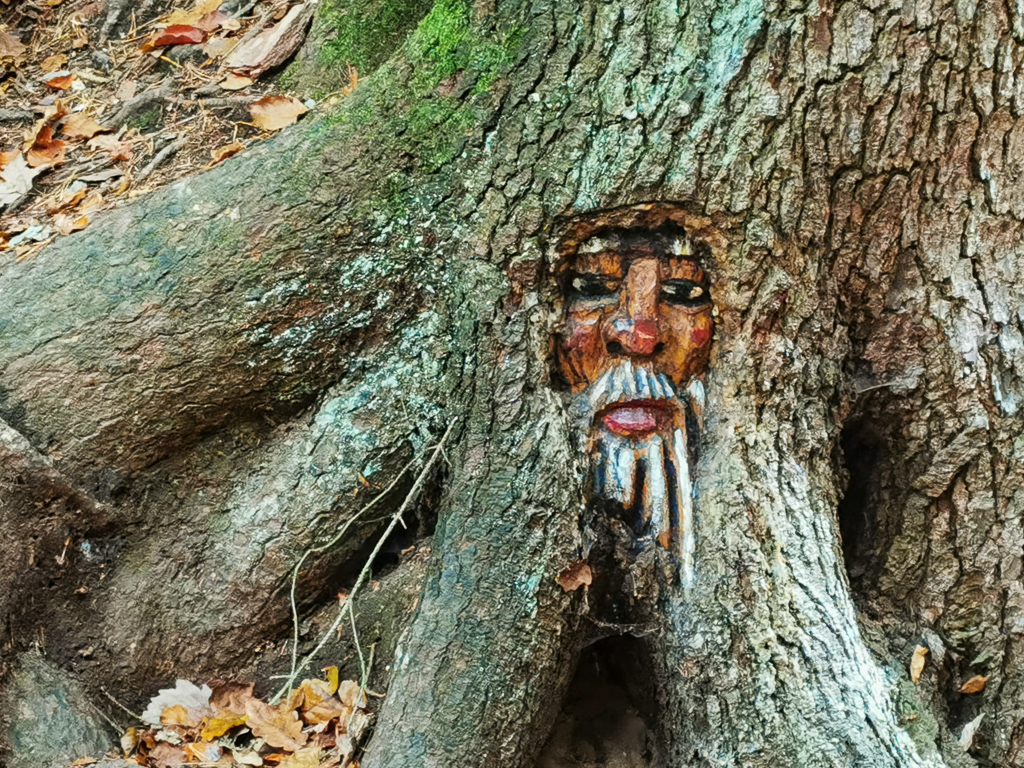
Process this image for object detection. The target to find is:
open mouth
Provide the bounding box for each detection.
[599,399,672,438]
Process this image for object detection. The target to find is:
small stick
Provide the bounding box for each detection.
[273,419,456,703]
[135,138,185,183]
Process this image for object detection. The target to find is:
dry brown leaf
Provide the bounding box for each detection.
[0,28,26,60]
[245,698,307,751]
[232,748,264,766]
[959,675,989,694]
[149,743,188,768]
[336,680,365,709]
[910,645,928,684]
[219,73,253,90]
[0,150,17,173]
[165,0,223,25]
[46,185,86,213]
[62,113,109,140]
[195,9,230,32]
[211,681,256,715]
[45,74,73,91]
[26,127,67,167]
[53,213,89,235]
[210,141,244,164]
[70,758,97,766]
[115,79,138,101]
[151,25,208,47]
[79,191,104,212]
[302,697,349,725]
[88,134,133,161]
[204,36,237,59]
[40,53,68,72]
[184,741,223,763]
[161,703,195,726]
[250,95,307,131]
[556,560,593,592]
[279,746,323,768]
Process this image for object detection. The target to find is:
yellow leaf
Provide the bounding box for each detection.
[910,645,928,684]
[200,713,248,740]
[959,674,989,694]
[249,95,307,132]
[161,703,193,726]
[324,666,339,695]
[279,746,322,768]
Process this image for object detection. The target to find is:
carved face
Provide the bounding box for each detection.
[556,229,713,586]
[557,238,713,436]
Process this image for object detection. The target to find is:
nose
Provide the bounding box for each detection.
[606,259,661,357]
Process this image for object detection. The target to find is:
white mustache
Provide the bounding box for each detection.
[580,360,703,590]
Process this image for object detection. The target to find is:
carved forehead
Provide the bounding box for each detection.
[559,223,711,278]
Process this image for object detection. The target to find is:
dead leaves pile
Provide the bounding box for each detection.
[1,0,353,260]
[112,670,371,768]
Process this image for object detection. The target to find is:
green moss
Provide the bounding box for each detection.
[317,0,436,73]
[130,108,163,133]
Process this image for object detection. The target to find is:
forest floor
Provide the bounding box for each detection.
[0,0,355,261]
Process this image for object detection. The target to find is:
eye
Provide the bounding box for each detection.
[569,273,619,300]
[661,280,710,308]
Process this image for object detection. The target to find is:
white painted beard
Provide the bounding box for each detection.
[575,360,705,588]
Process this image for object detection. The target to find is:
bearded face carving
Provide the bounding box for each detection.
[556,224,713,587]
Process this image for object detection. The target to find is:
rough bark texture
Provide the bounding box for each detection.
[3,0,1024,766]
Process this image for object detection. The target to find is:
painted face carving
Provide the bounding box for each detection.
[556,228,713,586]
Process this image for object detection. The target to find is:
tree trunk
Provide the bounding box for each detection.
[3,0,1023,765]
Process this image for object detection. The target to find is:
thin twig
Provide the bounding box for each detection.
[349,595,366,685]
[272,419,456,703]
[136,139,185,183]
[100,685,144,721]
[285,452,422,695]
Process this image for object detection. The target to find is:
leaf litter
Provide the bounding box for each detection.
[0,0,354,261]
[79,668,372,767]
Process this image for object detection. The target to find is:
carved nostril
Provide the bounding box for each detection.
[653,342,665,354]
[606,341,624,355]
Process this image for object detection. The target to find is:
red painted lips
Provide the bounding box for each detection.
[600,400,670,438]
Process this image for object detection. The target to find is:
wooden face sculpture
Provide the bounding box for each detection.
[556,226,713,586]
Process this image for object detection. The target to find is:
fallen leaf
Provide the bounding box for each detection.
[302,697,349,725]
[152,25,208,47]
[224,1,316,76]
[148,743,188,768]
[45,184,87,213]
[26,126,67,167]
[200,712,248,741]
[245,698,307,751]
[44,74,74,91]
[88,133,133,161]
[336,680,366,709]
[115,79,138,101]
[556,560,593,592]
[211,681,256,715]
[165,0,222,25]
[196,9,230,32]
[52,213,90,236]
[219,73,253,90]
[959,712,985,752]
[70,758,98,766]
[0,150,17,172]
[232,748,264,766]
[959,675,989,694]
[62,113,109,139]
[324,666,339,695]
[249,95,307,131]
[78,191,104,213]
[141,680,214,727]
[211,141,244,164]
[910,645,928,684]
[40,53,68,72]
[0,28,26,60]
[204,36,238,59]
[184,741,223,762]
[279,746,323,768]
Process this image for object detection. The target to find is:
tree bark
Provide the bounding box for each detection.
[3,0,1024,765]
